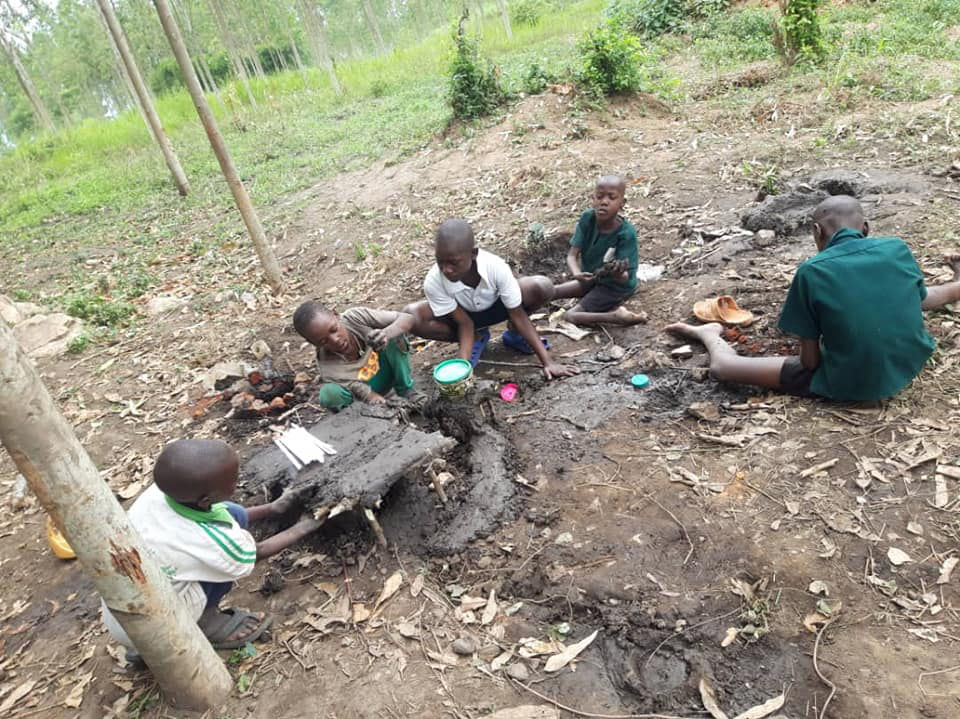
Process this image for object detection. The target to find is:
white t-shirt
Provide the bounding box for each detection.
[101,484,257,647]
[423,248,523,316]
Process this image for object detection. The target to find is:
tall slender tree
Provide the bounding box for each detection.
[496,0,513,39]
[152,0,283,293]
[0,1,55,132]
[361,0,388,54]
[95,0,190,196]
[206,0,257,106]
[296,0,341,95]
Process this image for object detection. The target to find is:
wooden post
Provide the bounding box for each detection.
[0,320,232,711]
[96,0,190,197]
[152,0,284,293]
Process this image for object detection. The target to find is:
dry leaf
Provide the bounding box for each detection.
[518,637,564,658]
[699,678,729,719]
[808,580,829,596]
[481,590,498,626]
[396,622,420,639]
[117,479,145,500]
[731,693,785,719]
[544,629,598,672]
[934,476,948,508]
[459,594,486,611]
[293,553,327,569]
[0,680,37,714]
[906,522,923,536]
[818,538,837,559]
[425,649,459,667]
[374,571,403,612]
[720,627,739,648]
[491,651,513,672]
[303,615,346,634]
[935,464,960,480]
[803,612,829,633]
[105,643,129,669]
[352,603,371,623]
[937,556,958,585]
[63,672,93,708]
[410,574,424,597]
[784,500,800,516]
[887,547,912,566]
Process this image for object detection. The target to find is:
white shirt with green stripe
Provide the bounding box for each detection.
[101,483,257,647]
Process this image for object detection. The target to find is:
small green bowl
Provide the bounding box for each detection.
[433,359,474,398]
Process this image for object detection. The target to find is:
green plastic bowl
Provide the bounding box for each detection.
[433,359,474,398]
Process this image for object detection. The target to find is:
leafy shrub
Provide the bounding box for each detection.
[693,8,776,64]
[522,62,557,94]
[606,0,730,38]
[772,0,825,66]
[511,0,547,26]
[63,292,134,327]
[578,23,644,96]
[449,12,507,120]
[67,335,90,354]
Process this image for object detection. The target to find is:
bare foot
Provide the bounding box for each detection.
[946,253,960,280]
[614,306,648,325]
[664,322,724,345]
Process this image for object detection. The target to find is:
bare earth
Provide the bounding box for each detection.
[2,67,960,719]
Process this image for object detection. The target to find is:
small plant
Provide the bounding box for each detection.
[772,0,825,66]
[522,62,556,95]
[606,0,730,38]
[368,243,383,257]
[67,334,91,354]
[578,23,644,96]
[229,642,257,665]
[353,241,368,262]
[369,78,389,98]
[511,0,546,27]
[449,10,507,120]
[63,291,135,327]
[11,288,32,301]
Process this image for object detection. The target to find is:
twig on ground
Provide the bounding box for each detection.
[477,359,540,368]
[508,678,695,719]
[813,618,837,719]
[644,494,695,565]
[917,663,960,697]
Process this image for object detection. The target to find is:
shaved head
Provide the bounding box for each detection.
[812,195,867,249]
[154,438,239,508]
[597,175,626,193]
[435,219,475,253]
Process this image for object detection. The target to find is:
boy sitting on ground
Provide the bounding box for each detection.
[404,218,579,379]
[101,439,321,654]
[553,175,647,326]
[293,301,425,410]
[665,195,960,401]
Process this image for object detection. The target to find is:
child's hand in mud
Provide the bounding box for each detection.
[367,391,387,404]
[270,486,312,517]
[542,362,580,380]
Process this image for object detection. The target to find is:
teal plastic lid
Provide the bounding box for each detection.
[434,359,473,384]
[631,374,650,389]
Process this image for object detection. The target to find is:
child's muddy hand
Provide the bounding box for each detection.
[542,362,581,380]
[573,272,595,283]
[367,328,390,350]
[271,487,309,516]
[367,392,387,404]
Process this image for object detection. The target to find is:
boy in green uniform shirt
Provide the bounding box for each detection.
[293,301,424,410]
[553,175,648,326]
[665,195,960,401]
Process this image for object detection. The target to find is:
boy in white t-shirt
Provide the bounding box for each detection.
[101,439,321,655]
[404,219,579,379]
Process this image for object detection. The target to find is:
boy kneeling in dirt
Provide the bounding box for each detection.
[101,439,321,657]
[404,218,579,379]
[293,301,426,410]
[552,175,647,327]
[666,195,960,400]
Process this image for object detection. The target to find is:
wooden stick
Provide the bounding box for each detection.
[363,508,387,548]
[508,678,695,719]
[813,618,837,719]
[425,465,448,504]
[800,458,839,478]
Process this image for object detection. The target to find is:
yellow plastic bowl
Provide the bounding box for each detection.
[46,516,76,560]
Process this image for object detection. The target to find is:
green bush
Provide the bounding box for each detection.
[578,23,644,96]
[522,62,557,94]
[773,0,825,66]
[449,12,507,120]
[63,292,134,327]
[512,0,547,26]
[606,0,730,38]
[693,8,776,64]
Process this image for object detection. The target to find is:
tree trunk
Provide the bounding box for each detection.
[152,0,284,293]
[361,0,388,54]
[206,0,257,107]
[0,31,55,132]
[496,0,513,39]
[287,29,305,72]
[297,0,341,95]
[96,0,190,196]
[199,55,220,94]
[274,47,287,72]
[0,321,233,711]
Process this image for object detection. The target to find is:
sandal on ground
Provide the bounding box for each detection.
[693,296,755,326]
[501,329,551,355]
[470,327,491,367]
[198,607,275,650]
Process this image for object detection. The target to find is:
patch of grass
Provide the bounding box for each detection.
[353,241,368,262]
[67,334,90,354]
[692,8,778,67]
[62,291,135,327]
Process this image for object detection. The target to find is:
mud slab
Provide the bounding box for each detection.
[240,403,454,508]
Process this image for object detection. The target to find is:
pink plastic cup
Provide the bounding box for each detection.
[500,383,519,402]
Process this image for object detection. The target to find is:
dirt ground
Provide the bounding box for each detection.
[2,65,960,719]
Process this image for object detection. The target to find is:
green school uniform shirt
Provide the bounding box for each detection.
[777,228,935,401]
[571,210,639,291]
